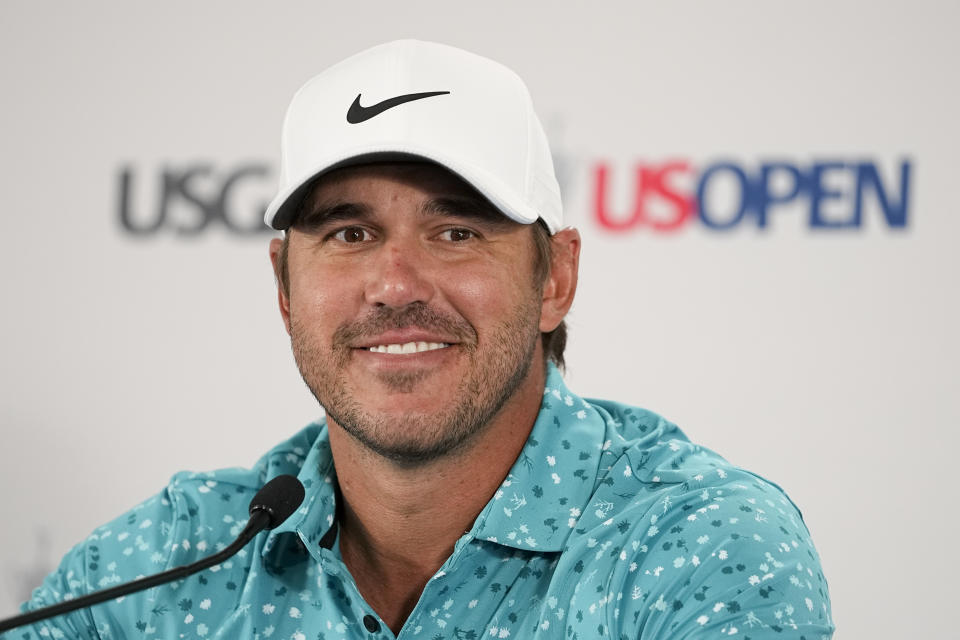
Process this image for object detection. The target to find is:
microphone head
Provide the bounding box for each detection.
[248,474,306,529]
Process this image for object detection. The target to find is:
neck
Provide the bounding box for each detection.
[328,363,547,633]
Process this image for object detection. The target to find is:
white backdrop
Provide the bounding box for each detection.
[2,2,958,638]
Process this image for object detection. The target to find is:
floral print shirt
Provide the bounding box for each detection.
[14,365,833,639]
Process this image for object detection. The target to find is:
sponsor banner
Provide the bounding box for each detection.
[116,157,912,235]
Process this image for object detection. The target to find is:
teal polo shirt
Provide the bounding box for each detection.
[14,365,834,639]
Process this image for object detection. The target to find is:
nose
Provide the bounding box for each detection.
[364,239,435,309]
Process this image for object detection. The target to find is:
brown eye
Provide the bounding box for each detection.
[442,228,474,242]
[334,227,368,243]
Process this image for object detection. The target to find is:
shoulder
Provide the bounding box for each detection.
[105,421,324,566]
[563,398,835,638]
[154,421,324,557]
[162,421,323,521]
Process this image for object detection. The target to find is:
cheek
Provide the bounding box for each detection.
[444,263,538,326]
[288,267,355,333]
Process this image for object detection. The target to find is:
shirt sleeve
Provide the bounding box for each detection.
[7,538,101,640]
[10,484,182,640]
[620,472,835,640]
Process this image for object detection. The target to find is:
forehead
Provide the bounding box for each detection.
[300,162,503,219]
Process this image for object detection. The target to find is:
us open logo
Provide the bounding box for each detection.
[588,157,912,232]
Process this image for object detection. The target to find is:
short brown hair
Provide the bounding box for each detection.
[530,220,567,369]
[275,219,567,370]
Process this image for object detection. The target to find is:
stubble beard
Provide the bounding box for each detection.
[290,300,542,467]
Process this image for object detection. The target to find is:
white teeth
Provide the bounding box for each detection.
[368,342,450,354]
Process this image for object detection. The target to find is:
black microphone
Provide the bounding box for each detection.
[0,474,305,633]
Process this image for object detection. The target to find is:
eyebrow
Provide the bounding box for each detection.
[420,196,513,228]
[293,201,373,232]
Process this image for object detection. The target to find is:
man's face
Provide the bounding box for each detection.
[273,163,551,465]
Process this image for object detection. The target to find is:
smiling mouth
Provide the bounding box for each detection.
[366,341,452,354]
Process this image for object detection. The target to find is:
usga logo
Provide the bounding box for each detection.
[588,158,912,232]
[117,164,274,236]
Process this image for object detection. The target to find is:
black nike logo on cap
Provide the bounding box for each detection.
[346,91,451,124]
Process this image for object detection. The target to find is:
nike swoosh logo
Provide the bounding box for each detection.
[346,91,451,124]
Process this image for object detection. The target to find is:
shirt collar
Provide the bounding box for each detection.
[261,428,339,571]
[471,363,608,552]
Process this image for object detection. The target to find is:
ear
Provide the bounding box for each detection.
[539,228,581,332]
[269,236,292,335]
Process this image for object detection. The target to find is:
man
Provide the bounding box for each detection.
[14,41,834,639]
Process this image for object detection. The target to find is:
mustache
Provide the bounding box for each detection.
[332,302,476,347]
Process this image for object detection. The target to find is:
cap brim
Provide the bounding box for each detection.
[264,146,542,231]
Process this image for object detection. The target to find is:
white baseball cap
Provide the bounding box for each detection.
[264,40,563,233]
